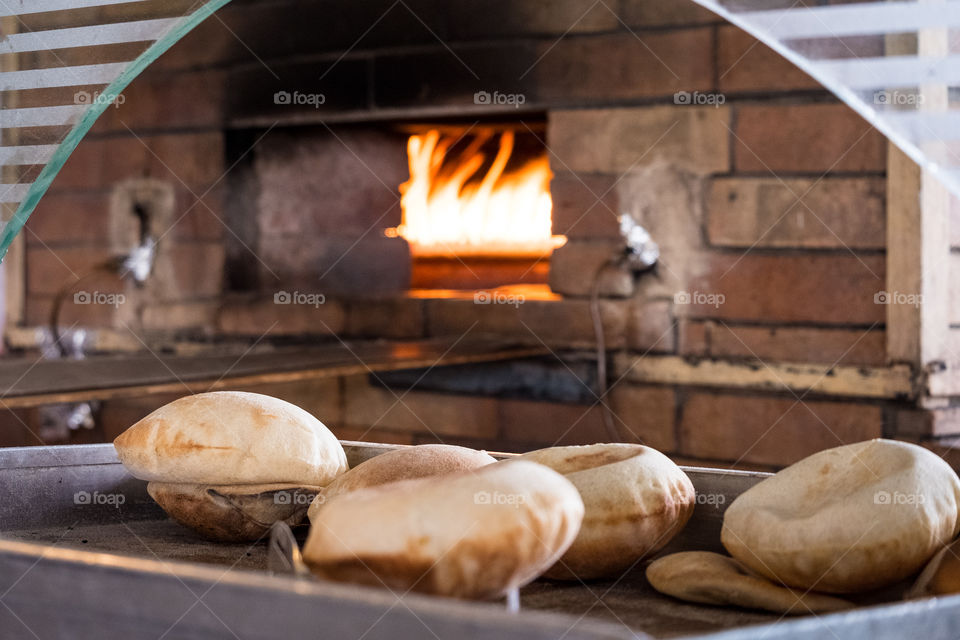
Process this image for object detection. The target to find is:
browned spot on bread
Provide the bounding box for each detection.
[558,448,642,473]
[158,429,233,455]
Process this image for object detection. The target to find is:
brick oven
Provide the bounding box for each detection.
[3,0,946,472]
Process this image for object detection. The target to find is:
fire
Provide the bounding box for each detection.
[391,129,565,257]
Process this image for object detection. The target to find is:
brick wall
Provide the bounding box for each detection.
[9,0,918,470]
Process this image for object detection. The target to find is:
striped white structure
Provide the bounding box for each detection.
[0,0,228,258]
[692,0,960,199]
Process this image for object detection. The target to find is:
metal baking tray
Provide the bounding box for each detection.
[1,443,959,640]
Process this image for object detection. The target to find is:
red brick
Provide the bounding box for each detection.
[50,138,104,191]
[609,384,676,451]
[0,410,43,447]
[93,69,225,133]
[343,297,425,339]
[217,295,346,336]
[333,425,414,446]
[154,243,225,300]
[717,26,818,93]
[618,0,718,26]
[708,177,886,249]
[702,323,886,366]
[170,187,226,242]
[448,0,617,37]
[26,246,118,296]
[232,378,341,426]
[497,399,610,447]
[534,29,714,102]
[550,172,620,239]
[919,438,960,474]
[678,319,709,356]
[342,375,500,439]
[53,133,224,192]
[681,253,886,324]
[26,291,129,328]
[549,106,731,174]
[141,301,218,332]
[548,240,634,297]
[734,104,886,173]
[26,191,110,245]
[627,299,675,353]
[425,296,629,349]
[99,392,188,442]
[679,392,882,466]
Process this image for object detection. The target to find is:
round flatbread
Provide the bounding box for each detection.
[516,444,695,580]
[303,460,584,599]
[722,439,960,593]
[646,551,854,614]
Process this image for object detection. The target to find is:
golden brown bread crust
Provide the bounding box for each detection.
[517,444,696,580]
[307,444,495,521]
[147,482,317,542]
[303,460,584,599]
[908,539,960,598]
[722,439,960,593]
[114,391,347,486]
[646,552,854,614]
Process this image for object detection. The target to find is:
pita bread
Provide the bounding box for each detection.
[147,482,317,542]
[646,552,854,614]
[516,444,696,580]
[722,439,960,593]
[907,539,960,598]
[308,444,495,521]
[114,391,347,486]
[303,460,583,599]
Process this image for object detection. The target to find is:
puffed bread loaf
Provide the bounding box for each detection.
[517,444,695,580]
[308,444,495,521]
[722,439,960,593]
[114,391,346,487]
[303,460,583,599]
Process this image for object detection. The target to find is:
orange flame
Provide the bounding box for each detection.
[392,129,565,257]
